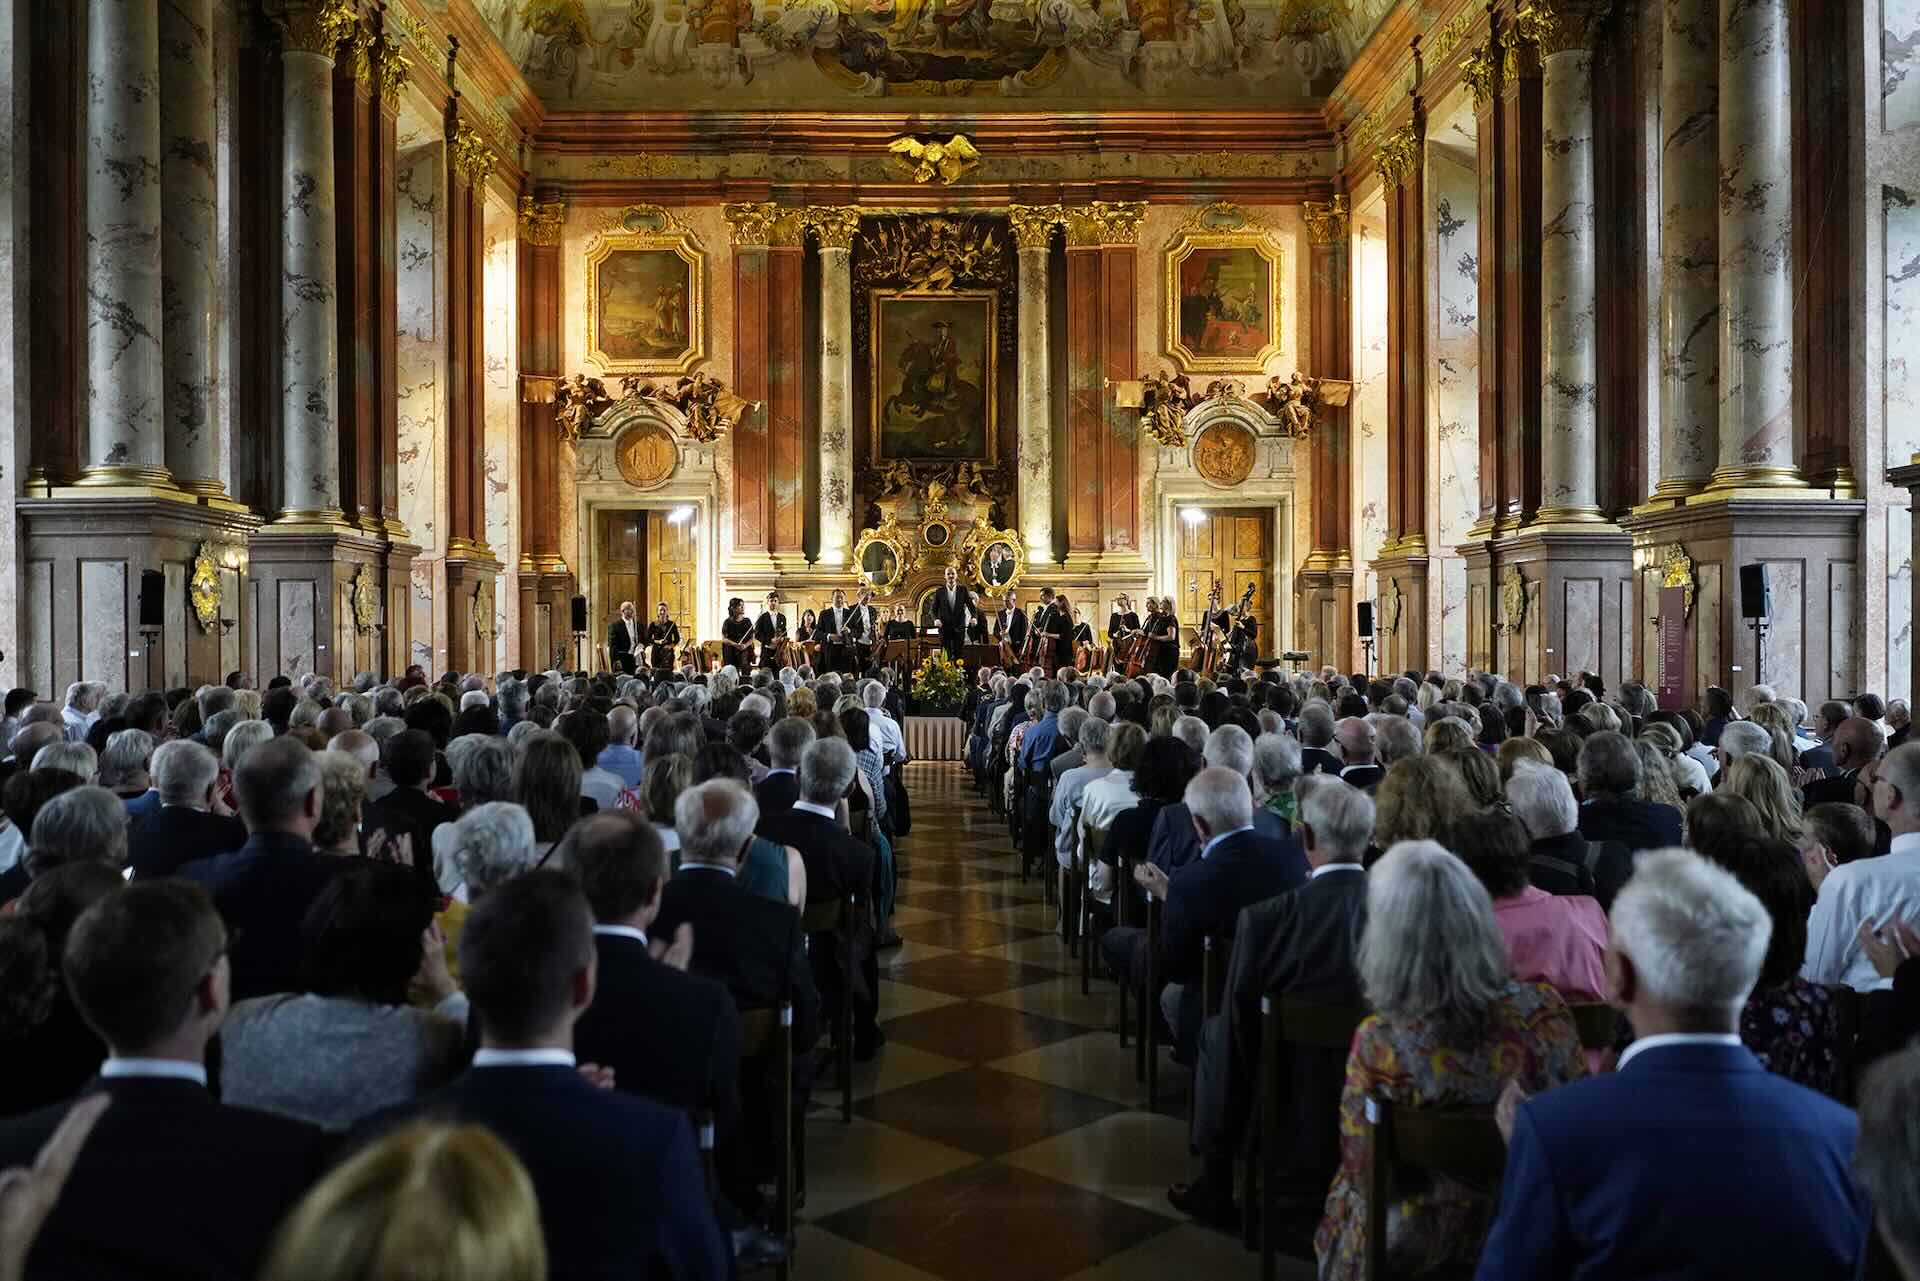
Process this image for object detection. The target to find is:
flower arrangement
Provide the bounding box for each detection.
[911,649,967,712]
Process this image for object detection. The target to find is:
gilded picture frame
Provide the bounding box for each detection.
[584,210,706,376]
[869,289,998,464]
[1163,228,1286,375]
[852,520,914,593]
[965,527,1024,596]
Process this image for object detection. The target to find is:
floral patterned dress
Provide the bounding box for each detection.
[1314,981,1587,1281]
[1741,978,1843,1099]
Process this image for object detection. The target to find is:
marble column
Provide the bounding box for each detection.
[1534,3,1603,523]
[817,234,854,568]
[1654,0,1719,500]
[1009,205,1059,564]
[81,0,169,488]
[158,0,221,496]
[1712,0,1796,486]
[274,1,353,522]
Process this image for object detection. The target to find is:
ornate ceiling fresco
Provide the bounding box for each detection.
[475,0,1400,107]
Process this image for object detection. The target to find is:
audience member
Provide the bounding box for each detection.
[127,739,245,879]
[1805,742,1920,991]
[1575,730,1683,851]
[1507,761,1632,910]
[0,863,125,1116]
[1448,810,1607,1002]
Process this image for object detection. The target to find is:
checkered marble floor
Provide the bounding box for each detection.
[798,763,1314,1281]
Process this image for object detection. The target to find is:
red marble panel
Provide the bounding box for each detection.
[1064,249,1104,552]
[1476,93,1504,526]
[518,233,562,564]
[731,247,769,553]
[1500,70,1544,522]
[1101,247,1138,552]
[767,247,806,555]
[466,185,487,545]
[1309,237,1351,553]
[28,0,81,485]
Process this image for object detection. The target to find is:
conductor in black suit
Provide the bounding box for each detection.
[608,600,642,675]
[0,880,331,1281]
[929,565,975,659]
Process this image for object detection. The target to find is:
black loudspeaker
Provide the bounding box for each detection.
[138,570,164,628]
[570,595,589,634]
[1357,601,1374,638]
[1739,564,1771,620]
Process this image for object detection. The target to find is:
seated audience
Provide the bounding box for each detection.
[1476,850,1870,1280]
[21,785,128,879]
[377,729,454,846]
[1507,761,1633,910]
[1314,840,1584,1280]
[102,729,158,820]
[690,743,803,909]
[1448,810,1607,1002]
[1720,752,1810,849]
[1372,755,1477,851]
[754,716,812,818]
[1147,726,1288,874]
[358,871,727,1281]
[0,880,329,1279]
[0,769,83,906]
[1574,730,1683,851]
[128,739,246,879]
[0,862,125,1116]
[1806,742,1920,991]
[219,861,466,1131]
[424,735,516,883]
[642,753,692,856]
[514,731,585,862]
[1855,1048,1920,1281]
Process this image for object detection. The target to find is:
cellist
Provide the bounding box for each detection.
[1146,596,1181,678]
[993,591,1028,668]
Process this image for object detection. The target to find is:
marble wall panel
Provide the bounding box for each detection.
[278,579,315,679]
[25,560,50,694]
[1888,0,1920,132]
[1697,561,1723,699]
[1762,560,1805,696]
[397,143,445,665]
[163,561,188,688]
[0,0,24,689]
[1889,506,1913,703]
[1525,579,1543,678]
[484,197,518,670]
[1888,187,1920,459]
[1830,562,1859,699]
[249,578,263,687]
[1618,579,1634,689]
[1354,208,1390,568]
[80,562,128,692]
[1563,578,1601,679]
[1436,558,1467,673]
[1428,146,1479,674]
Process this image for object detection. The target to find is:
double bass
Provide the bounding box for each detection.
[1193,588,1226,677]
[1117,597,1152,679]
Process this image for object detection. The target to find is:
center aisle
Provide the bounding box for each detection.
[798,762,1306,1280]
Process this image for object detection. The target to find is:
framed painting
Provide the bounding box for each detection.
[584,214,706,375]
[870,289,997,464]
[1163,229,1284,374]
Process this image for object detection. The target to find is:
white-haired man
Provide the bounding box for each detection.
[1478,849,1869,1280]
[1508,761,1632,911]
[1147,726,1293,874]
[858,680,907,767]
[61,682,102,743]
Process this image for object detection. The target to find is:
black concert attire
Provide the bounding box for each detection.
[1070,620,1095,668]
[884,619,917,642]
[814,605,855,673]
[966,611,988,644]
[1228,613,1260,671]
[646,620,681,672]
[994,607,1029,659]
[848,605,878,669]
[720,615,755,670]
[1035,602,1073,673]
[1108,609,1141,646]
[608,615,643,675]
[753,610,788,669]
[1147,608,1181,677]
[929,584,976,659]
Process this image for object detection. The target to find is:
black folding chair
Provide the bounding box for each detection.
[800,893,857,1123]
[738,1003,794,1280]
[1254,998,1370,1279]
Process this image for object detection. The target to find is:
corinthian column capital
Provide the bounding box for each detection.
[269,0,359,57]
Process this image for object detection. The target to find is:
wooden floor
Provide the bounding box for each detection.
[798,762,1311,1281]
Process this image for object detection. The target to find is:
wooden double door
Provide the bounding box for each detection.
[1176,508,1272,653]
[597,509,696,641]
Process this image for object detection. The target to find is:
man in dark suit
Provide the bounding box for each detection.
[1575,730,1683,851]
[1801,717,1885,808]
[753,591,789,670]
[608,599,642,674]
[1333,716,1384,790]
[365,871,728,1281]
[753,716,812,818]
[372,729,454,849]
[814,588,856,673]
[1176,775,1372,1229]
[1110,768,1309,1060]
[178,736,345,1000]
[1476,850,1870,1281]
[129,739,247,879]
[756,737,881,1056]
[1146,726,1291,874]
[656,779,822,1208]
[1297,703,1344,776]
[929,565,976,659]
[1797,699,1850,774]
[0,880,330,1281]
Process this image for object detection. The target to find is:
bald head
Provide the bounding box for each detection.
[9,721,64,765]
[1334,716,1376,766]
[315,706,354,739]
[327,729,378,774]
[1833,717,1886,772]
[609,705,638,745]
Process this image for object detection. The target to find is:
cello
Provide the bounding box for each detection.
[1120,597,1153,679]
[1193,588,1225,677]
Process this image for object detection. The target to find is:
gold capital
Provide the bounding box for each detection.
[1006,204,1064,250]
[450,125,497,186]
[273,0,358,56]
[1514,0,1609,57]
[723,202,804,247]
[1463,36,1501,107]
[519,195,567,246]
[1302,194,1349,246]
[803,206,862,250]
[1375,126,1420,190]
[1062,201,1147,247]
[373,20,417,107]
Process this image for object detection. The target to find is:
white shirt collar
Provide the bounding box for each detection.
[1615,1032,1742,1073]
[472,1048,577,1069]
[100,1058,208,1086]
[593,924,648,945]
[1311,862,1365,878]
[792,799,837,820]
[765,767,795,777]
[1200,824,1257,860]
[1340,762,1377,776]
[678,859,738,877]
[1890,831,1920,858]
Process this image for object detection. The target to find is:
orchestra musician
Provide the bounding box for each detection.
[1107,594,1141,655]
[1145,595,1180,677]
[814,588,856,673]
[1068,603,1096,672]
[645,602,681,674]
[607,600,643,675]
[796,608,819,671]
[720,597,756,670]
[883,604,918,642]
[965,605,988,645]
[929,566,975,659]
[993,592,1029,669]
[1227,598,1259,672]
[849,588,879,670]
[753,591,789,669]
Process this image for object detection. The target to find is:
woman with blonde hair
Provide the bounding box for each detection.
[786,686,817,720]
[1497,735,1554,782]
[260,1123,545,1281]
[1149,701,1180,739]
[1720,753,1809,848]
[1423,717,1476,757]
[1746,702,1800,769]
[1372,755,1477,850]
[1634,738,1685,807]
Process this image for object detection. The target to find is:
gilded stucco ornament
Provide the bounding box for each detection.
[1375,126,1420,190]
[519,195,566,247]
[351,563,379,634]
[272,0,358,55]
[473,579,497,646]
[190,544,223,633]
[885,134,982,185]
[1379,577,1404,636]
[1660,544,1696,618]
[1497,564,1527,635]
[803,206,863,250]
[1302,194,1349,246]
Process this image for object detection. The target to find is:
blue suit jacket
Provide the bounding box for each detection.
[1160,826,1308,986]
[1148,803,1291,874]
[1475,1041,1869,1281]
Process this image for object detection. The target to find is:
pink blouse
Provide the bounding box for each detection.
[1493,885,1609,1001]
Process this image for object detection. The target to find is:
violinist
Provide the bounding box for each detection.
[1034,588,1073,673]
[720,597,756,670]
[753,591,789,669]
[645,602,681,674]
[815,588,855,673]
[994,591,1029,668]
[849,588,879,670]
[1145,595,1180,678]
[796,608,819,671]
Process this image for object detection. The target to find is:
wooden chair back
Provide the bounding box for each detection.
[1361,1098,1505,1281]
[1567,1001,1620,1051]
[1255,998,1370,1278]
[739,1003,794,1281]
[799,892,858,1123]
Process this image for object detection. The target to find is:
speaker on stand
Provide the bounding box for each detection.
[137,570,164,690]
[1740,564,1771,688]
[1357,600,1375,676]
[570,595,589,673]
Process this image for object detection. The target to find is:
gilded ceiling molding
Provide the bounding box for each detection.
[450,125,497,186]
[1374,127,1421,191]
[1425,7,1480,65]
[884,134,982,185]
[1302,194,1349,246]
[1462,36,1502,108]
[372,18,416,107]
[271,0,358,56]
[802,207,862,251]
[519,195,566,247]
[1061,201,1147,248]
[1006,204,1065,250]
